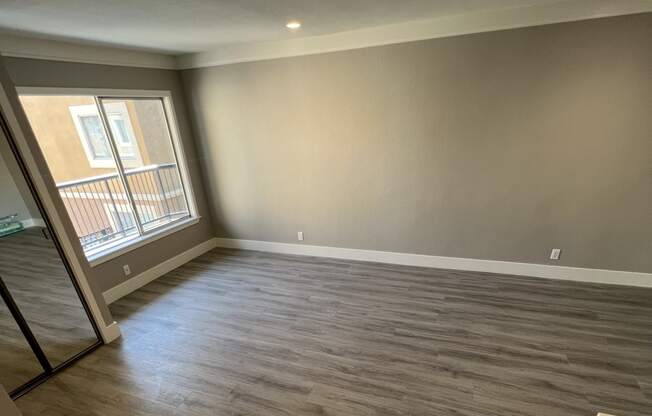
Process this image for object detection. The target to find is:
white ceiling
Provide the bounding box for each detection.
[0,0,563,54]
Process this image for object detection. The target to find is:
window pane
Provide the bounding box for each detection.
[79,115,111,158]
[102,102,141,166]
[19,95,139,254]
[108,204,136,230]
[110,117,130,144]
[99,98,190,232]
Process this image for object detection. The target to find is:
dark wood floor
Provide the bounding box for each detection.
[0,227,99,392]
[15,248,652,416]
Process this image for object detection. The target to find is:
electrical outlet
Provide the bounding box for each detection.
[123,264,131,276]
[550,248,561,260]
[297,231,304,241]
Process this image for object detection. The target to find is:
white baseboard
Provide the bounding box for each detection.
[100,320,122,343]
[102,238,217,304]
[214,238,652,288]
[20,217,46,228]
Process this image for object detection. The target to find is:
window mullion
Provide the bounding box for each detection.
[94,97,145,237]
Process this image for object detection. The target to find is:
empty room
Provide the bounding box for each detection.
[0,1,650,415]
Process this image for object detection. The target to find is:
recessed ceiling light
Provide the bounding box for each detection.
[286,21,301,30]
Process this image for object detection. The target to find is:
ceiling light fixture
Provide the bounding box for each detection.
[286,21,301,30]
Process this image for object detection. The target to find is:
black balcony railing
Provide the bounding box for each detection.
[56,163,188,251]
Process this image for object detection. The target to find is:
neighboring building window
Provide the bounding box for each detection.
[69,103,142,168]
[79,114,112,161]
[20,93,197,262]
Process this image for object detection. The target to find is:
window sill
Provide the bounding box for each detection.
[87,216,201,268]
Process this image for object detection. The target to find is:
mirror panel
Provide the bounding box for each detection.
[0,228,98,366]
[0,294,44,393]
[0,123,99,391]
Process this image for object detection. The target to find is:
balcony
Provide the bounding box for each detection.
[56,163,189,255]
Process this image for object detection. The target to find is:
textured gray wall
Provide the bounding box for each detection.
[182,13,652,274]
[1,57,215,312]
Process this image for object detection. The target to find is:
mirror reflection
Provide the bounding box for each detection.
[0,296,43,393]
[0,130,99,394]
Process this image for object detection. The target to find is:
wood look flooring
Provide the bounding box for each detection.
[14,248,652,416]
[0,227,99,392]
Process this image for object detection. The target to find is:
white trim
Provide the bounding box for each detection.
[0,1,649,70]
[177,0,652,69]
[102,320,122,343]
[88,216,200,267]
[0,68,119,344]
[0,33,176,69]
[17,87,174,97]
[102,237,217,304]
[20,217,46,228]
[214,238,652,288]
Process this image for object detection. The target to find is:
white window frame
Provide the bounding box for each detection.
[17,87,200,267]
[69,102,142,168]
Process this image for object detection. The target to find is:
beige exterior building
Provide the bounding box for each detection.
[20,96,174,183]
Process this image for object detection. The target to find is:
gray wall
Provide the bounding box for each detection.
[182,13,652,274]
[0,57,215,324]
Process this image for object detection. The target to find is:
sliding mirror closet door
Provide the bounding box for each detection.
[0,296,43,393]
[0,119,100,396]
[0,134,44,393]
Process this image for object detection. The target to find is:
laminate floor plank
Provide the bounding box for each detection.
[14,248,652,416]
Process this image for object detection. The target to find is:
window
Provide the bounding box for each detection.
[80,115,111,160]
[19,92,197,263]
[69,102,141,168]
